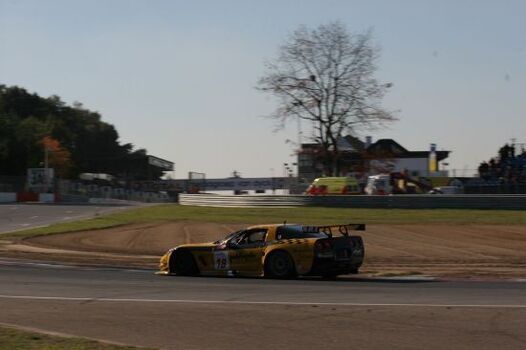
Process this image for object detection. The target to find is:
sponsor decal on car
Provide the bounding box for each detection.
[213,251,230,270]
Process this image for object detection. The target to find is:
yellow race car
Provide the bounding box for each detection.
[159,223,365,278]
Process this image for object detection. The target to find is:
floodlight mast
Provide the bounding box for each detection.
[44,146,49,193]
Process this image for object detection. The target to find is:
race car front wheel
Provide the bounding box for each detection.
[265,251,296,279]
[170,250,199,276]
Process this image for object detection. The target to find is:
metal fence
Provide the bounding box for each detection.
[179,194,526,210]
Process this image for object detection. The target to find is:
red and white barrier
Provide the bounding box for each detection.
[38,193,55,203]
[0,192,17,203]
[0,192,56,203]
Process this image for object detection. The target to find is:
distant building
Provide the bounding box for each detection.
[117,154,174,182]
[297,136,450,182]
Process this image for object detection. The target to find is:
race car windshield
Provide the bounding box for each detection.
[214,230,242,244]
[276,225,329,239]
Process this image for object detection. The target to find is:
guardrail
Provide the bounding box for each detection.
[179,194,526,210]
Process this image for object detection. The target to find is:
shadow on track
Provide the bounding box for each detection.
[164,274,437,284]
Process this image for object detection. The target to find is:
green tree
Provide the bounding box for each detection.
[15,116,48,171]
[0,85,159,179]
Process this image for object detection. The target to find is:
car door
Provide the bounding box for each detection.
[209,230,241,276]
[228,229,267,276]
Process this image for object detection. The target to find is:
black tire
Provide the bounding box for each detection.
[350,267,359,274]
[170,250,199,276]
[264,251,296,279]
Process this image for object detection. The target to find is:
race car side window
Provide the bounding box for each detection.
[228,231,247,245]
[215,230,242,244]
[247,229,267,243]
[232,229,267,247]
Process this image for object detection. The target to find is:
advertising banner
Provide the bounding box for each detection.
[27,168,54,191]
[428,143,437,173]
[203,177,287,191]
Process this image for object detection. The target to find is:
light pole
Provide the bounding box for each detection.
[44,146,50,193]
[269,168,276,194]
[442,162,449,176]
[283,163,290,194]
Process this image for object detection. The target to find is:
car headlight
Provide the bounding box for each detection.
[159,252,169,271]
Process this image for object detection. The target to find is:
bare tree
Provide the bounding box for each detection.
[257,22,396,175]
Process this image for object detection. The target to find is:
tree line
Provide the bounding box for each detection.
[0,85,161,180]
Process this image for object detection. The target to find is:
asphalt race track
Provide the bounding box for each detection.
[0,203,135,234]
[1,204,525,349]
[1,261,525,350]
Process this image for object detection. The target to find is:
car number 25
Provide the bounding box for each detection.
[213,251,230,270]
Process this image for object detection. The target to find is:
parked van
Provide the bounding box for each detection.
[305,177,361,195]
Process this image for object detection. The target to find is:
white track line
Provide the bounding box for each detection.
[0,295,525,308]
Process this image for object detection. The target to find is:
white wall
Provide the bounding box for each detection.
[0,192,17,203]
[393,158,429,176]
[370,158,449,177]
[38,193,55,203]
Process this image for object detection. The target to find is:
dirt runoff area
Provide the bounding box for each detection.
[2,222,526,279]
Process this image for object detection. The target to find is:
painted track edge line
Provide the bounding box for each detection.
[0,295,525,308]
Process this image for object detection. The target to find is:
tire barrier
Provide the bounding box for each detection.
[179,194,526,210]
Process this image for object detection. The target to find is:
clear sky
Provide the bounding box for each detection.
[1,0,524,178]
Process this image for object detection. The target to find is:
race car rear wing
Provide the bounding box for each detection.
[303,223,365,237]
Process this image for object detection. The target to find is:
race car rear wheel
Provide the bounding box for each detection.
[264,251,296,279]
[170,250,199,276]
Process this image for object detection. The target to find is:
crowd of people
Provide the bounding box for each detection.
[478,143,526,184]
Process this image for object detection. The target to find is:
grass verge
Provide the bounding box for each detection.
[4,204,526,240]
[0,325,154,350]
